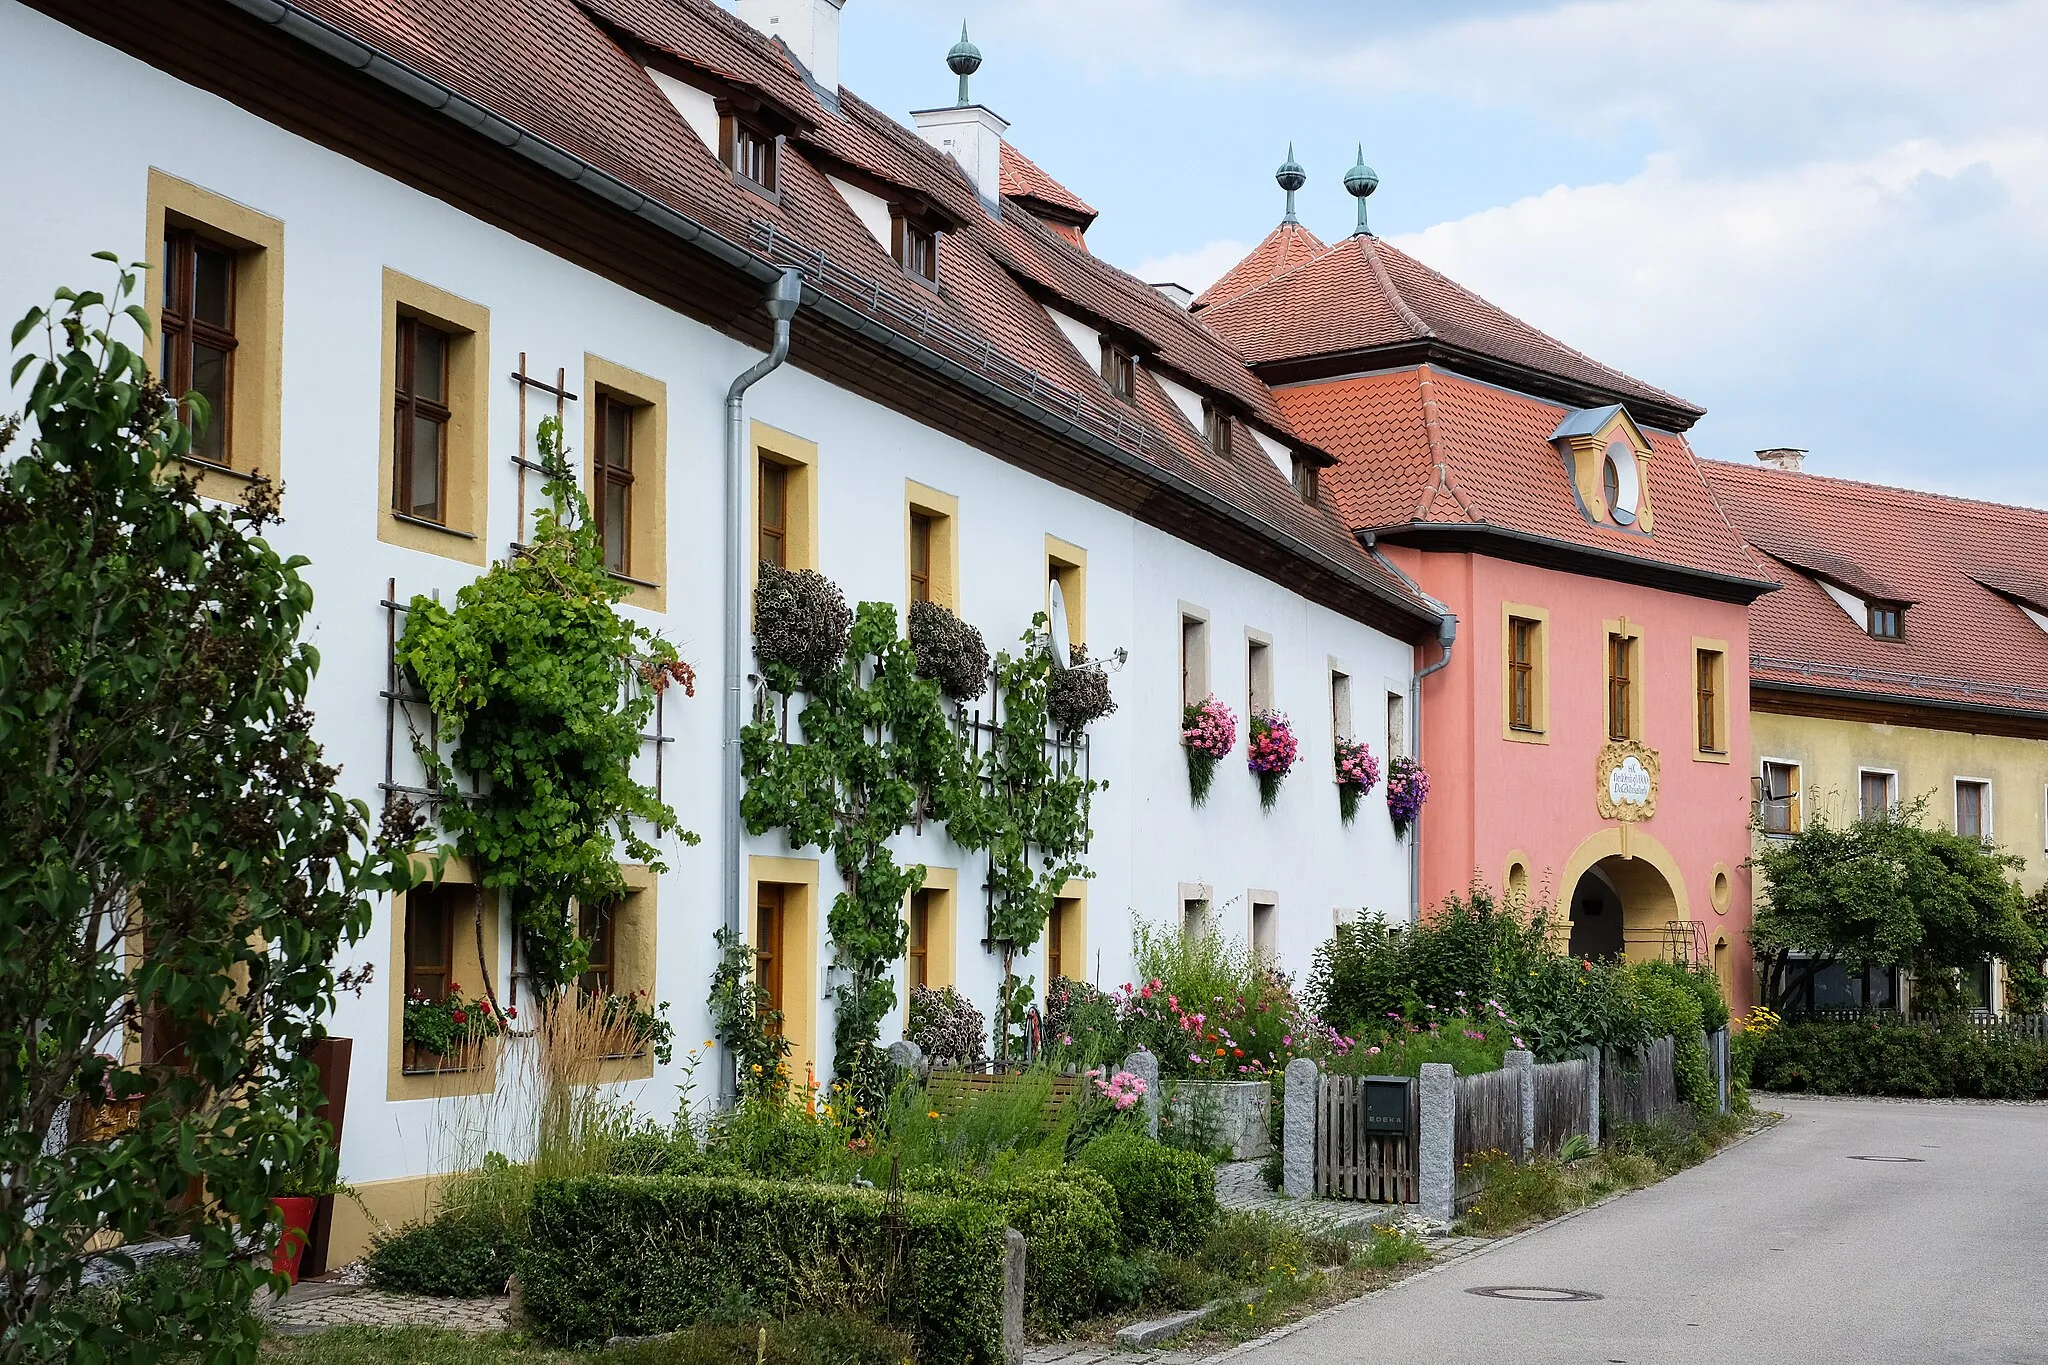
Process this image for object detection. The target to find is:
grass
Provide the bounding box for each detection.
[263,1316,915,1364]
[1455,1110,1758,1237]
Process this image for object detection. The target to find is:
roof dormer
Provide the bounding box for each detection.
[1549,405,1656,535]
[1756,540,1915,641]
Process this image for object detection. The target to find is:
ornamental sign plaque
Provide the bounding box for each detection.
[1595,740,1660,822]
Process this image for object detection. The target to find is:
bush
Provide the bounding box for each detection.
[1044,978,1127,1068]
[907,984,988,1066]
[1748,1017,2048,1099]
[1046,645,1116,733]
[907,599,990,701]
[701,1092,860,1184]
[519,1173,1006,1361]
[872,1070,1071,1181]
[1629,967,1714,1116]
[911,1167,1119,1327]
[602,1314,916,1365]
[1073,1133,1218,1255]
[753,564,853,687]
[366,1206,520,1299]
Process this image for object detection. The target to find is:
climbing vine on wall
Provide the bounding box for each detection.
[398,416,694,997]
[741,594,977,1089]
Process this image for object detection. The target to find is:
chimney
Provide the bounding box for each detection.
[736,0,846,94]
[1755,447,1807,473]
[912,24,1006,210]
[1151,282,1195,310]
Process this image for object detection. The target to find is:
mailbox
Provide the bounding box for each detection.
[1359,1075,1413,1135]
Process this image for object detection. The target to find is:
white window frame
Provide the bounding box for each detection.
[1759,756,1802,837]
[1856,767,1898,818]
[1954,777,1993,840]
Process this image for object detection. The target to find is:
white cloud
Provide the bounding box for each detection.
[1132,239,1252,293]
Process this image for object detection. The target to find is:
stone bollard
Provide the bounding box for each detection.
[1580,1045,1602,1149]
[886,1038,924,1081]
[1506,1050,1534,1161]
[1417,1063,1455,1226]
[1283,1057,1319,1199]
[1712,1028,1730,1114]
[1002,1228,1026,1364]
[1121,1048,1161,1140]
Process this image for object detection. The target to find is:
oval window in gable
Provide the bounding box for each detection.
[1602,439,1640,526]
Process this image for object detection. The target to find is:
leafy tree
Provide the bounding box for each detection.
[1751,797,2043,1013]
[0,261,420,1363]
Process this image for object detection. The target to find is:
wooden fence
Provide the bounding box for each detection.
[1532,1057,1592,1156]
[1315,1074,1415,1203]
[1453,1067,1522,1210]
[923,1064,1084,1125]
[1600,1035,1681,1135]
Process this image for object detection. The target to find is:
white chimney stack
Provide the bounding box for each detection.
[912,103,1009,208]
[1755,447,1807,473]
[736,0,846,94]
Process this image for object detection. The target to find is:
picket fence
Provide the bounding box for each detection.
[1313,1074,1416,1203]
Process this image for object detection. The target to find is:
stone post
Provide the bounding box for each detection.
[1417,1062,1455,1225]
[1506,1049,1534,1161]
[1002,1227,1026,1364]
[1283,1056,1319,1199]
[1712,1028,1730,1114]
[885,1038,924,1080]
[1580,1045,1602,1149]
[1122,1047,1160,1140]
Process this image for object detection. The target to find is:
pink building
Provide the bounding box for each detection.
[1200,182,1773,1006]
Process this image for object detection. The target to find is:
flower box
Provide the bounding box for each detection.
[1166,1078,1271,1160]
[400,1041,476,1075]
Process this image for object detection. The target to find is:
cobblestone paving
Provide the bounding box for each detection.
[263,1283,511,1336]
[1213,1161,1403,1233]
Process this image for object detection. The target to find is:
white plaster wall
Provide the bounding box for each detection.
[1153,372,1207,442]
[826,174,895,254]
[648,68,722,158]
[0,5,1416,1187]
[1043,305,1102,374]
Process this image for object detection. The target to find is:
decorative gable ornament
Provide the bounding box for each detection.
[1550,405,1656,536]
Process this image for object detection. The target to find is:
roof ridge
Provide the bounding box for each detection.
[1359,236,1431,341]
[1412,363,1478,522]
[1702,457,2048,524]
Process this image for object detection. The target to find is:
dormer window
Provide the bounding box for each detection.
[721,114,778,194]
[1101,341,1135,402]
[892,214,939,286]
[1292,455,1319,504]
[1868,603,1904,639]
[1601,440,1640,525]
[1202,401,1233,461]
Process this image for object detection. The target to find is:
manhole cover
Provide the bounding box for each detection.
[1848,1155,1924,1163]
[1465,1286,1604,1302]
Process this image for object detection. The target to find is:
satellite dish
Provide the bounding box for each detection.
[1046,579,1074,670]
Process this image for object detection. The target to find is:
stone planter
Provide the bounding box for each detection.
[1166,1078,1271,1159]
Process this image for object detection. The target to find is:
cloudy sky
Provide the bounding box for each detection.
[821,0,2048,507]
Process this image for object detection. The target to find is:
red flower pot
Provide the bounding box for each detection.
[270,1196,318,1285]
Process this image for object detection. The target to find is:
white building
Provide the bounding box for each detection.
[1,0,1445,1258]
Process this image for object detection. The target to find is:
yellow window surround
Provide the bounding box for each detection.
[751,422,820,603]
[387,856,501,1103]
[1049,879,1088,987]
[377,269,490,565]
[1602,617,1646,743]
[585,863,659,1083]
[904,480,961,613]
[1501,602,1551,744]
[1692,636,1731,763]
[1046,534,1088,650]
[143,169,285,501]
[905,867,958,1011]
[747,855,820,1088]
[582,354,668,612]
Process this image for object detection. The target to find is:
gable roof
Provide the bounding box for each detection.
[999,142,1096,227]
[1703,461,2048,717]
[1273,366,1770,597]
[1193,220,1328,312]
[191,0,1437,633]
[1200,233,1704,430]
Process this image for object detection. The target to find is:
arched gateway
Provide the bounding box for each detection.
[1558,829,1698,964]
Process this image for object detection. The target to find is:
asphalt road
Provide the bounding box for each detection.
[1231,1097,2048,1365]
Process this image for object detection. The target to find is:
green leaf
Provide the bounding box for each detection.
[11,306,45,347]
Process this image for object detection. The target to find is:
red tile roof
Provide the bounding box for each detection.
[1200,233,1701,421]
[1192,221,1327,312]
[1703,462,2048,715]
[1275,367,1765,586]
[275,0,1431,624]
[999,143,1097,227]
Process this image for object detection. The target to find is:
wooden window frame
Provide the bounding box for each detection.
[1759,759,1801,836]
[593,394,636,578]
[906,889,930,992]
[750,424,819,593]
[404,885,459,1006]
[908,512,933,605]
[758,457,790,570]
[1292,455,1319,504]
[1868,602,1904,640]
[584,356,668,609]
[1501,605,1550,743]
[1202,401,1234,461]
[720,112,780,196]
[891,211,941,287]
[1692,643,1730,759]
[1101,340,1136,402]
[1509,620,1537,732]
[159,227,239,468]
[1603,622,1643,743]
[387,862,500,1099]
[747,857,819,1080]
[1955,778,1992,840]
[577,900,616,999]
[378,270,489,564]
[392,315,453,526]
[904,481,960,613]
[755,883,786,1031]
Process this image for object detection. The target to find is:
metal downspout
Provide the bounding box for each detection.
[721,269,804,1106]
[1363,533,1457,924]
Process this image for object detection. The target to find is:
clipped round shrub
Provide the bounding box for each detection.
[753,563,852,686]
[910,1168,1120,1327]
[1047,646,1116,733]
[1074,1132,1218,1256]
[365,1206,520,1298]
[907,599,990,701]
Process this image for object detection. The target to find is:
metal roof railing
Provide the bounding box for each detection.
[1752,655,2048,707]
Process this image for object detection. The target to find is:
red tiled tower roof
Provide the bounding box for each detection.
[1703,461,2048,716]
[1201,233,1699,423]
[1192,220,1327,312]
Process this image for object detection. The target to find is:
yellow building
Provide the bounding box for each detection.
[1707,452,2048,1011]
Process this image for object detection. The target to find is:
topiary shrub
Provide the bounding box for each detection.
[910,1167,1120,1327]
[1047,646,1116,733]
[908,984,989,1066]
[1073,1132,1217,1256]
[365,1206,520,1298]
[519,1174,1006,1361]
[907,599,990,701]
[753,563,852,686]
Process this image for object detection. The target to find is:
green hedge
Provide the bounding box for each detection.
[1749,1018,2048,1099]
[602,1313,915,1365]
[365,1206,520,1299]
[520,1174,1007,1361]
[910,1167,1119,1328]
[1074,1133,1217,1256]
